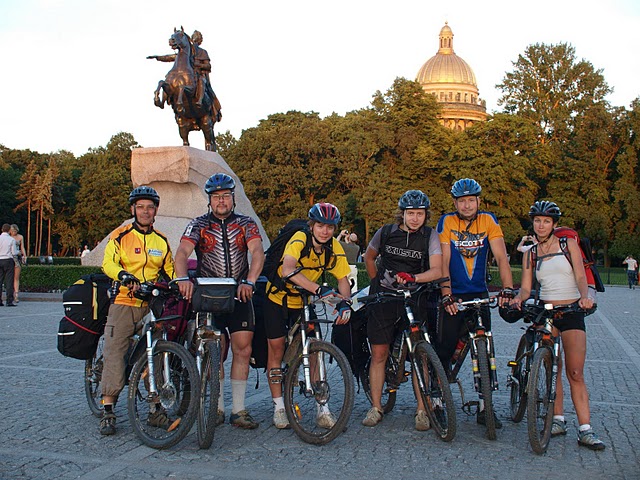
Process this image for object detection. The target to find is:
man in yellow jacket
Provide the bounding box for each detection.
[99,186,175,436]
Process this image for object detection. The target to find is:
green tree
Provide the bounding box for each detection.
[497,42,611,146]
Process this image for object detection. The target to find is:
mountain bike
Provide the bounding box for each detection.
[280,282,355,445]
[179,277,238,449]
[357,279,456,442]
[83,279,199,449]
[506,301,591,454]
[447,296,499,440]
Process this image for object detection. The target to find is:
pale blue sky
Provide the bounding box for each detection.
[1,0,638,156]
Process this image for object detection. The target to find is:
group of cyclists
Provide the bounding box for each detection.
[97,173,605,451]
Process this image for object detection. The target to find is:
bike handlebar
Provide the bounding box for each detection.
[455,296,499,311]
[357,277,449,305]
[522,301,594,324]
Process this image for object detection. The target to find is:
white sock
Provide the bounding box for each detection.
[553,415,565,422]
[478,399,485,411]
[579,423,592,432]
[230,379,247,414]
[217,381,225,412]
[273,397,285,411]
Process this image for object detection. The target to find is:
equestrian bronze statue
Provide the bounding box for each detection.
[148,28,222,151]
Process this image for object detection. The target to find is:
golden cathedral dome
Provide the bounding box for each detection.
[416,22,487,131]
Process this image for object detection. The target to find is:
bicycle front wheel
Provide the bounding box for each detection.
[527,347,554,454]
[197,340,221,449]
[284,341,354,445]
[360,356,397,414]
[476,337,497,440]
[85,335,105,417]
[413,341,457,442]
[509,334,530,423]
[127,340,199,449]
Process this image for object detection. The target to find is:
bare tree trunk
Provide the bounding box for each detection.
[26,200,31,257]
[47,217,52,255]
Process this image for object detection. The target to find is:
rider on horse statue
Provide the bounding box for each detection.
[148,28,222,151]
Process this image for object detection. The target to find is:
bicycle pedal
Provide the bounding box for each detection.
[167,418,181,432]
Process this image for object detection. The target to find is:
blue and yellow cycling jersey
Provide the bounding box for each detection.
[437,211,504,295]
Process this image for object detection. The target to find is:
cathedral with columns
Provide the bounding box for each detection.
[416,22,488,131]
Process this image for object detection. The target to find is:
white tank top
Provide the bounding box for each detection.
[537,250,580,301]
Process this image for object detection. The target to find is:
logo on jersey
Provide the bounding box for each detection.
[148,248,163,257]
[452,229,486,258]
[135,247,141,254]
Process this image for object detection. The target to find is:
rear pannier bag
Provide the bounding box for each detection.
[57,273,111,360]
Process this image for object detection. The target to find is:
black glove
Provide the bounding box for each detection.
[118,271,139,288]
[316,285,339,300]
[441,294,455,308]
[336,300,352,321]
[498,287,516,300]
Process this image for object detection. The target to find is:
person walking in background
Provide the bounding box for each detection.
[81,245,91,258]
[623,255,638,290]
[0,224,18,307]
[9,225,26,303]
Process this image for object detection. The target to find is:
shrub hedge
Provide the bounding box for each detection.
[21,265,102,292]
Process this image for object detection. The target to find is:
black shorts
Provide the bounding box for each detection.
[263,297,305,339]
[554,310,586,332]
[366,288,437,346]
[213,299,255,334]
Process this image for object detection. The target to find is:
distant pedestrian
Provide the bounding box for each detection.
[0,224,18,306]
[10,224,26,303]
[623,255,638,290]
[81,245,91,258]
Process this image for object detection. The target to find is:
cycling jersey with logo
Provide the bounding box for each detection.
[102,223,175,307]
[437,211,504,295]
[181,212,262,281]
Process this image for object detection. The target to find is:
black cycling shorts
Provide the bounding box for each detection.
[554,310,586,332]
[213,299,255,334]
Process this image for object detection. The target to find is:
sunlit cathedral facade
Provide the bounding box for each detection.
[416,22,487,131]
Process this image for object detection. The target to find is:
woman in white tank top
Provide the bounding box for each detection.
[511,201,605,450]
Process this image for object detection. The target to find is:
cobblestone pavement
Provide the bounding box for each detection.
[1,287,639,480]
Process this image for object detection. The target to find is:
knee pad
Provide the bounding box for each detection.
[268,367,283,384]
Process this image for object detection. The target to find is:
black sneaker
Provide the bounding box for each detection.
[100,411,116,435]
[147,409,173,429]
[477,409,503,429]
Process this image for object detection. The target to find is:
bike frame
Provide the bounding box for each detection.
[449,297,499,412]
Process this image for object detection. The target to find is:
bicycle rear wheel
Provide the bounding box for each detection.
[284,341,354,445]
[527,347,554,454]
[509,334,530,423]
[197,340,221,449]
[413,341,457,442]
[360,356,397,414]
[476,337,497,440]
[85,335,105,417]
[127,340,199,449]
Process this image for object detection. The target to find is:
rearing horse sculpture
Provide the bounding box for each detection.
[150,28,221,151]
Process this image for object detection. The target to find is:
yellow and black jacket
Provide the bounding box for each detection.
[102,222,175,307]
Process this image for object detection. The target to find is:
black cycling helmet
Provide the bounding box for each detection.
[129,186,160,206]
[398,190,430,210]
[204,173,235,194]
[529,200,561,221]
[308,203,341,225]
[451,178,482,198]
[499,305,524,324]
